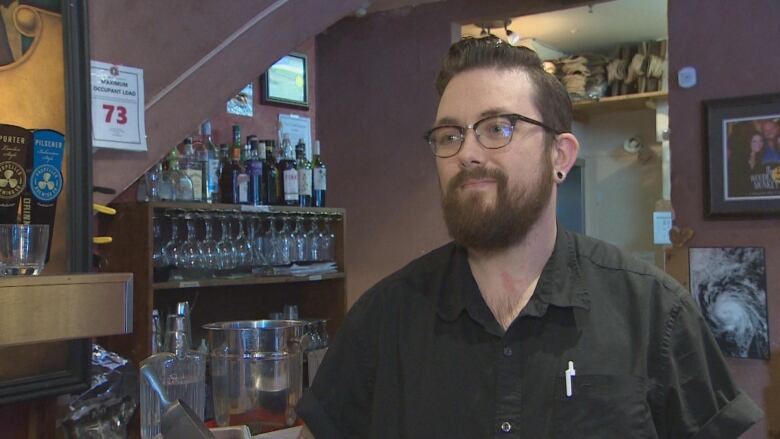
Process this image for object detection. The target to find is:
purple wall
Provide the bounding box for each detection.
[669,1,780,437]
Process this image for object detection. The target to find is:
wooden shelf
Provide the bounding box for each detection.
[153,272,346,290]
[572,91,667,121]
[146,201,345,216]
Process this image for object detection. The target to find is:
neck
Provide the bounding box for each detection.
[467,209,558,331]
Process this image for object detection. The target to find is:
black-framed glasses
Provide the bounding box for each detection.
[423,113,564,158]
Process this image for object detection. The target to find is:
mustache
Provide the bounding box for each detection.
[447,167,508,192]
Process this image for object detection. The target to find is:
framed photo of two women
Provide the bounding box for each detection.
[705,93,780,217]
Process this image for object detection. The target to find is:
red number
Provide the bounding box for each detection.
[116,106,128,124]
[102,104,114,122]
[102,104,128,124]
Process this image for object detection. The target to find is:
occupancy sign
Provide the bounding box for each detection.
[90,61,148,151]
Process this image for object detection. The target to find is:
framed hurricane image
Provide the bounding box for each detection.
[689,247,769,360]
[262,53,309,109]
[705,93,780,216]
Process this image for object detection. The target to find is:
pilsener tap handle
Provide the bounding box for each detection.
[140,364,172,409]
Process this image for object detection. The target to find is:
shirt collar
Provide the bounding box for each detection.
[436,224,590,323]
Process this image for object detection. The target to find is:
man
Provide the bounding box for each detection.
[296,36,762,438]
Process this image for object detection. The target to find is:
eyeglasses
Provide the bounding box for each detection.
[423,113,563,158]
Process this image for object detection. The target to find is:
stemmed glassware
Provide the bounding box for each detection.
[216,214,237,270]
[319,215,336,262]
[278,216,294,265]
[247,216,268,268]
[179,213,206,269]
[291,216,307,264]
[305,214,320,262]
[152,216,165,268]
[162,212,183,268]
[200,213,220,270]
[233,213,253,269]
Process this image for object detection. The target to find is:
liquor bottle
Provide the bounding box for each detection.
[163,149,194,201]
[246,139,265,206]
[296,139,313,207]
[312,140,327,207]
[264,141,279,205]
[232,124,241,151]
[179,137,206,202]
[244,135,257,163]
[220,147,245,204]
[278,133,298,206]
[200,121,220,203]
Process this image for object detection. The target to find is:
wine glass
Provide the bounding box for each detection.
[179,213,205,269]
[305,214,321,262]
[291,215,307,263]
[247,216,268,268]
[152,216,165,268]
[319,215,336,262]
[216,214,237,270]
[162,212,184,268]
[200,213,220,271]
[278,215,293,266]
[233,213,253,269]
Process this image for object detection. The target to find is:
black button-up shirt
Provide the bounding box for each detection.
[297,227,762,438]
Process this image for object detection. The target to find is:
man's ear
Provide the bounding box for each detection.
[551,132,580,177]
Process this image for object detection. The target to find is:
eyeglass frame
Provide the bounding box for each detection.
[423,113,566,158]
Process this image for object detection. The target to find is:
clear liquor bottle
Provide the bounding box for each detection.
[278,133,298,206]
[246,139,265,206]
[179,137,206,202]
[296,139,313,207]
[163,149,194,201]
[312,140,326,207]
[200,121,220,203]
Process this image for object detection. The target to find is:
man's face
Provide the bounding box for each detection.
[434,67,555,251]
[760,120,779,139]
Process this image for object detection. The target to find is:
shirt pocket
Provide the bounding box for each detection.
[550,374,656,439]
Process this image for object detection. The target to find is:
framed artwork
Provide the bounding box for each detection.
[689,247,769,360]
[262,53,309,109]
[227,82,253,117]
[705,93,780,216]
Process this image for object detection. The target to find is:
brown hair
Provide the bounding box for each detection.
[435,36,572,143]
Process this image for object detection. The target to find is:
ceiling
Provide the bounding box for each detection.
[461,0,667,54]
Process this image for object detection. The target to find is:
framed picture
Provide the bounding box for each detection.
[705,93,780,216]
[689,247,769,360]
[262,53,309,109]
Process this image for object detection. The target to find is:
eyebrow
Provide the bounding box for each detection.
[432,107,514,127]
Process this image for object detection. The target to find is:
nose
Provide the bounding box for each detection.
[457,129,487,169]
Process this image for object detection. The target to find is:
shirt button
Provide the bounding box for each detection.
[503,346,513,357]
[501,421,512,432]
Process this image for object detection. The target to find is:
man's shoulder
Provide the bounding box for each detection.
[351,241,456,313]
[567,231,687,302]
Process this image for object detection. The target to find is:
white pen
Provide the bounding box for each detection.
[565,361,576,398]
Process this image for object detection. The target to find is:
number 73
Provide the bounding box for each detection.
[102,104,128,124]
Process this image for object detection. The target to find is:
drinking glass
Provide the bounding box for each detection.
[201,214,220,270]
[263,216,283,266]
[217,214,238,270]
[233,213,253,269]
[278,216,293,266]
[305,215,321,262]
[0,224,49,275]
[179,214,205,269]
[291,216,307,263]
[247,216,268,268]
[152,216,165,268]
[140,351,206,439]
[319,216,336,262]
[162,213,184,268]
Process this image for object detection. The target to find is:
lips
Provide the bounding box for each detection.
[461,178,497,189]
